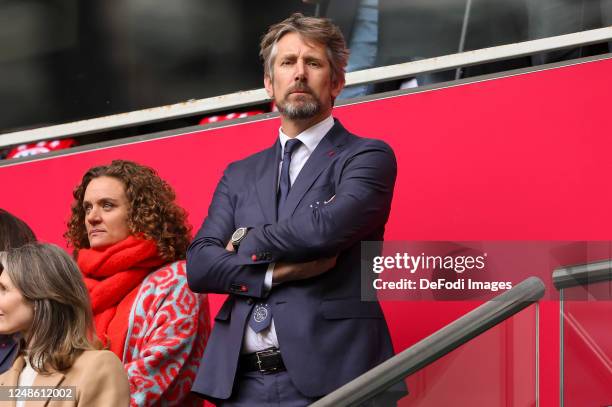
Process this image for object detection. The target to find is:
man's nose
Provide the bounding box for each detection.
[294,60,307,81]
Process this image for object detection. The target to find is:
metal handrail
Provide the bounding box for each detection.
[311,276,545,407]
[553,259,612,290]
[1,26,611,148]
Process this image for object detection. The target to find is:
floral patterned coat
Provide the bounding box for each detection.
[123,260,210,406]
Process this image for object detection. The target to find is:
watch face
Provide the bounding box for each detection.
[232,227,247,243]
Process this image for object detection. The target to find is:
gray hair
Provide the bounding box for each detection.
[260,13,349,84]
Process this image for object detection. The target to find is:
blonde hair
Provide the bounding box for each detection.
[0,243,100,373]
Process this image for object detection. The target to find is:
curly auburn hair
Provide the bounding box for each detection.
[65,160,191,262]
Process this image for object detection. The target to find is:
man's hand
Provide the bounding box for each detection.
[225,240,234,252]
[273,256,337,284]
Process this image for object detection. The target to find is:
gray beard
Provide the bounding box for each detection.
[276,97,320,120]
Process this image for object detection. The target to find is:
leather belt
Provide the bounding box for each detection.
[239,347,286,374]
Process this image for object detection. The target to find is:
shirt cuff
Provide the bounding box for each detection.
[264,262,275,294]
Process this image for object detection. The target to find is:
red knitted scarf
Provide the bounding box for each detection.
[78,236,164,358]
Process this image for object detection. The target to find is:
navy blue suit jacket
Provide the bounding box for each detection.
[187,119,397,400]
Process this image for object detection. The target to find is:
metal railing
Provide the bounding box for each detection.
[553,259,612,290]
[1,26,611,149]
[311,276,545,407]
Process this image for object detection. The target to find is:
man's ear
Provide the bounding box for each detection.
[264,75,274,98]
[330,78,345,99]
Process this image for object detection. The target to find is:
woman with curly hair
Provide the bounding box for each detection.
[65,160,210,406]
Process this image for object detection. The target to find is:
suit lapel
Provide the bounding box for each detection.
[34,370,66,406]
[255,141,281,223]
[279,120,349,219]
[0,356,25,407]
[0,356,66,407]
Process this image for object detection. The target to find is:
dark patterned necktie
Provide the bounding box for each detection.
[277,138,302,217]
[248,138,302,334]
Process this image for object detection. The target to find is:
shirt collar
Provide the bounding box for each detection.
[278,115,334,154]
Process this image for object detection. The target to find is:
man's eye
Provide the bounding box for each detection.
[103,203,114,210]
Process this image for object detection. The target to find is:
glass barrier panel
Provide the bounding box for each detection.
[370,303,538,407]
[561,280,612,406]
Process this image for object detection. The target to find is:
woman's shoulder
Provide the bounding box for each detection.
[69,350,125,376]
[73,350,123,368]
[149,260,187,278]
[131,260,206,321]
[68,350,130,404]
[140,260,188,290]
[137,260,200,304]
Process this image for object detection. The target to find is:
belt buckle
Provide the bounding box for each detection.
[255,348,279,374]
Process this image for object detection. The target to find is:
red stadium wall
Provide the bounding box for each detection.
[2,56,612,405]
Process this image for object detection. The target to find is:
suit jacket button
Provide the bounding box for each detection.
[247,298,254,305]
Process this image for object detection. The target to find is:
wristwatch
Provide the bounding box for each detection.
[231,227,251,250]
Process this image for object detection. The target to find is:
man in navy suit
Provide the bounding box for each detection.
[187,13,398,406]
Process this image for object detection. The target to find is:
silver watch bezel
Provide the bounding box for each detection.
[231,227,249,246]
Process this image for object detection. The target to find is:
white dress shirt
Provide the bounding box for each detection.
[16,357,37,407]
[242,115,335,354]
